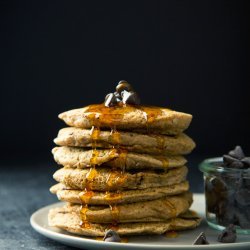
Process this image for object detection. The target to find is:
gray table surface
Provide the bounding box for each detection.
[0,156,204,250]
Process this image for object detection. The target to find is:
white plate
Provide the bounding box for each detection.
[30,194,250,249]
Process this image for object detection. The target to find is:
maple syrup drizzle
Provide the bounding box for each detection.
[140,106,164,124]
[106,170,127,190]
[84,104,167,229]
[90,149,100,165]
[165,231,178,238]
[80,205,91,229]
[87,113,101,127]
[80,168,97,228]
[90,126,100,148]
[110,128,121,146]
[155,135,165,150]
[104,161,125,225]
[80,189,95,204]
[85,104,124,127]
[80,145,99,227]
[85,104,165,130]
[85,167,98,189]
[106,191,123,225]
[104,191,123,204]
[157,156,169,168]
[113,149,127,171]
[108,148,118,158]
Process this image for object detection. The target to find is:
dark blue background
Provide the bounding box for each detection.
[0,0,250,159]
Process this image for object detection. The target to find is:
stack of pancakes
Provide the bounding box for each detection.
[49,104,201,237]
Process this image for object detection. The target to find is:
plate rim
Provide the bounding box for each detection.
[30,194,250,249]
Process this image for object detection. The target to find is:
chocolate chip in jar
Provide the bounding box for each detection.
[234,209,250,229]
[200,145,250,232]
[223,146,249,169]
[205,177,225,213]
[229,146,245,160]
[217,203,235,226]
[235,188,250,207]
[218,224,237,243]
[242,157,250,168]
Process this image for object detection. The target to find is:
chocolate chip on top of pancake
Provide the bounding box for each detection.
[48,80,200,237]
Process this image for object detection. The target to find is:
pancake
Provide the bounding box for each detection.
[58,104,192,135]
[57,192,192,223]
[50,181,189,205]
[52,146,187,170]
[53,166,188,191]
[48,208,201,236]
[54,127,195,155]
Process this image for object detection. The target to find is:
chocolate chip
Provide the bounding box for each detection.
[122,90,140,105]
[205,176,229,214]
[103,229,121,242]
[235,176,243,189]
[223,154,244,169]
[193,232,209,245]
[242,157,250,168]
[223,155,235,165]
[229,146,245,160]
[235,210,250,229]
[221,171,241,188]
[104,93,117,107]
[235,188,250,206]
[116,80,133,94]
[210,177,227,193]
[230,160,244,169]
[217,204,235,226]
[218,224,237,243]
[113,91,122,102]
[243,169,250,188]
[223,155,237,165]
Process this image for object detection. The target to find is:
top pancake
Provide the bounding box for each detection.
[58,104,192,135]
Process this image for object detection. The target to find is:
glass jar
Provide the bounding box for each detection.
[199,157,250,234]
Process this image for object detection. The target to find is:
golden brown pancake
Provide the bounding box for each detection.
[59,192,192,223]
[58,104,192,135]
[50,181,189,205]
[52,146,187,170]
[54,127,195,155]
[48,208,201,236]
[53,166,188,191]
